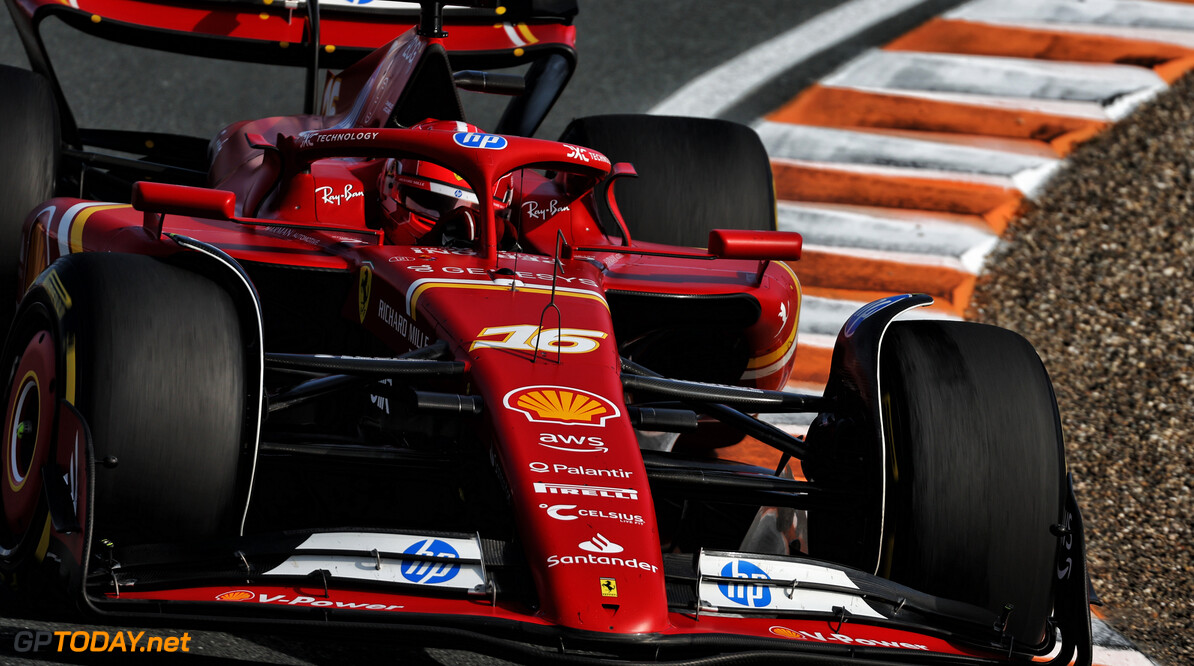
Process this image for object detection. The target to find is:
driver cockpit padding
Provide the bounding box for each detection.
[388,43,466,128]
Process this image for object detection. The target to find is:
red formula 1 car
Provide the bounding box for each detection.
[0,1,1093,663]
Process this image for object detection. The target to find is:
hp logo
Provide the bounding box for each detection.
[400,539,460,585]
[718,560,772,607]
[453,132,508,150]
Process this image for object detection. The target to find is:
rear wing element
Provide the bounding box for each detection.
[6,0,577,140]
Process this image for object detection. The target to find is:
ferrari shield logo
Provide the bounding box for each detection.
[600,578,618,597]
[358,265,372,323]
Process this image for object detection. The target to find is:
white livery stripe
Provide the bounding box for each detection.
[740,333,799,381]
[56,202,94,259]
[264,554,486,590]
[501,23,527,47]
[293,532,482,560]
[263,532,486,591]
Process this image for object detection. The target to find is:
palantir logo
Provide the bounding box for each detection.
[718,560,772,608]
[400,539,460,585]
[453,132,507,150]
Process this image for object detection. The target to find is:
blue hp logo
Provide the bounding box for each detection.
[718,560,771,607]
[453,132,507,150]
[401,539,460,585]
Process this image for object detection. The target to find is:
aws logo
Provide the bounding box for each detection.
[503,386,620,427]
[538,433,607,453]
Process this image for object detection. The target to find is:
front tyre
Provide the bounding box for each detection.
[878,320,1066,647]
[13,253,247,547]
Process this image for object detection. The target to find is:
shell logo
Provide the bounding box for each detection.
[215,590,255,602]
[769,626,801,640]
[503,385,620,427]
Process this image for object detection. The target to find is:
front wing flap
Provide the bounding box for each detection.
[74,529,1036,665]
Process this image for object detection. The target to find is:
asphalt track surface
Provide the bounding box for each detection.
[0,1,1130,664]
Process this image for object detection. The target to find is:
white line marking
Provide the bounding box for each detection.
[799,294,960,338]
[777,202,999,273]
[647,0,932,118]
[823,50,1167,107]
[756,122,1060,194]
[816,84,1114,120]
[769,156,1019,188]
[949,0,1194,32]
[966,20,1194,50]
[1090,647,1160,666]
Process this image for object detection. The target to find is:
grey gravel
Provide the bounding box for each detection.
[970,74,1194,666]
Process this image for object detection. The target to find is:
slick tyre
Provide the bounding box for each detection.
[0,66,59,327]
[558,115,775,247]
[21,253,246,545]
[878,320,1065,646]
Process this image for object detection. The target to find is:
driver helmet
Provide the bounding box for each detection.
[378,120,511,245]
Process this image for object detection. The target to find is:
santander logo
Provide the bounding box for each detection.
[578,533,623,554]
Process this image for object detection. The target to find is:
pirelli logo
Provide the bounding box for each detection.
[532,482,638,501]
[44,270,72,318]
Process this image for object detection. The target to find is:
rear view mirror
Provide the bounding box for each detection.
[133,181,236,221]
[708,229,802,260]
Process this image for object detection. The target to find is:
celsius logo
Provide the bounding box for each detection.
[718,560,772,608]
[453,132,507,150]
[400,539,460,585]
[540,504,645,525]
[543,504,578,521]
[578,533,623,554]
